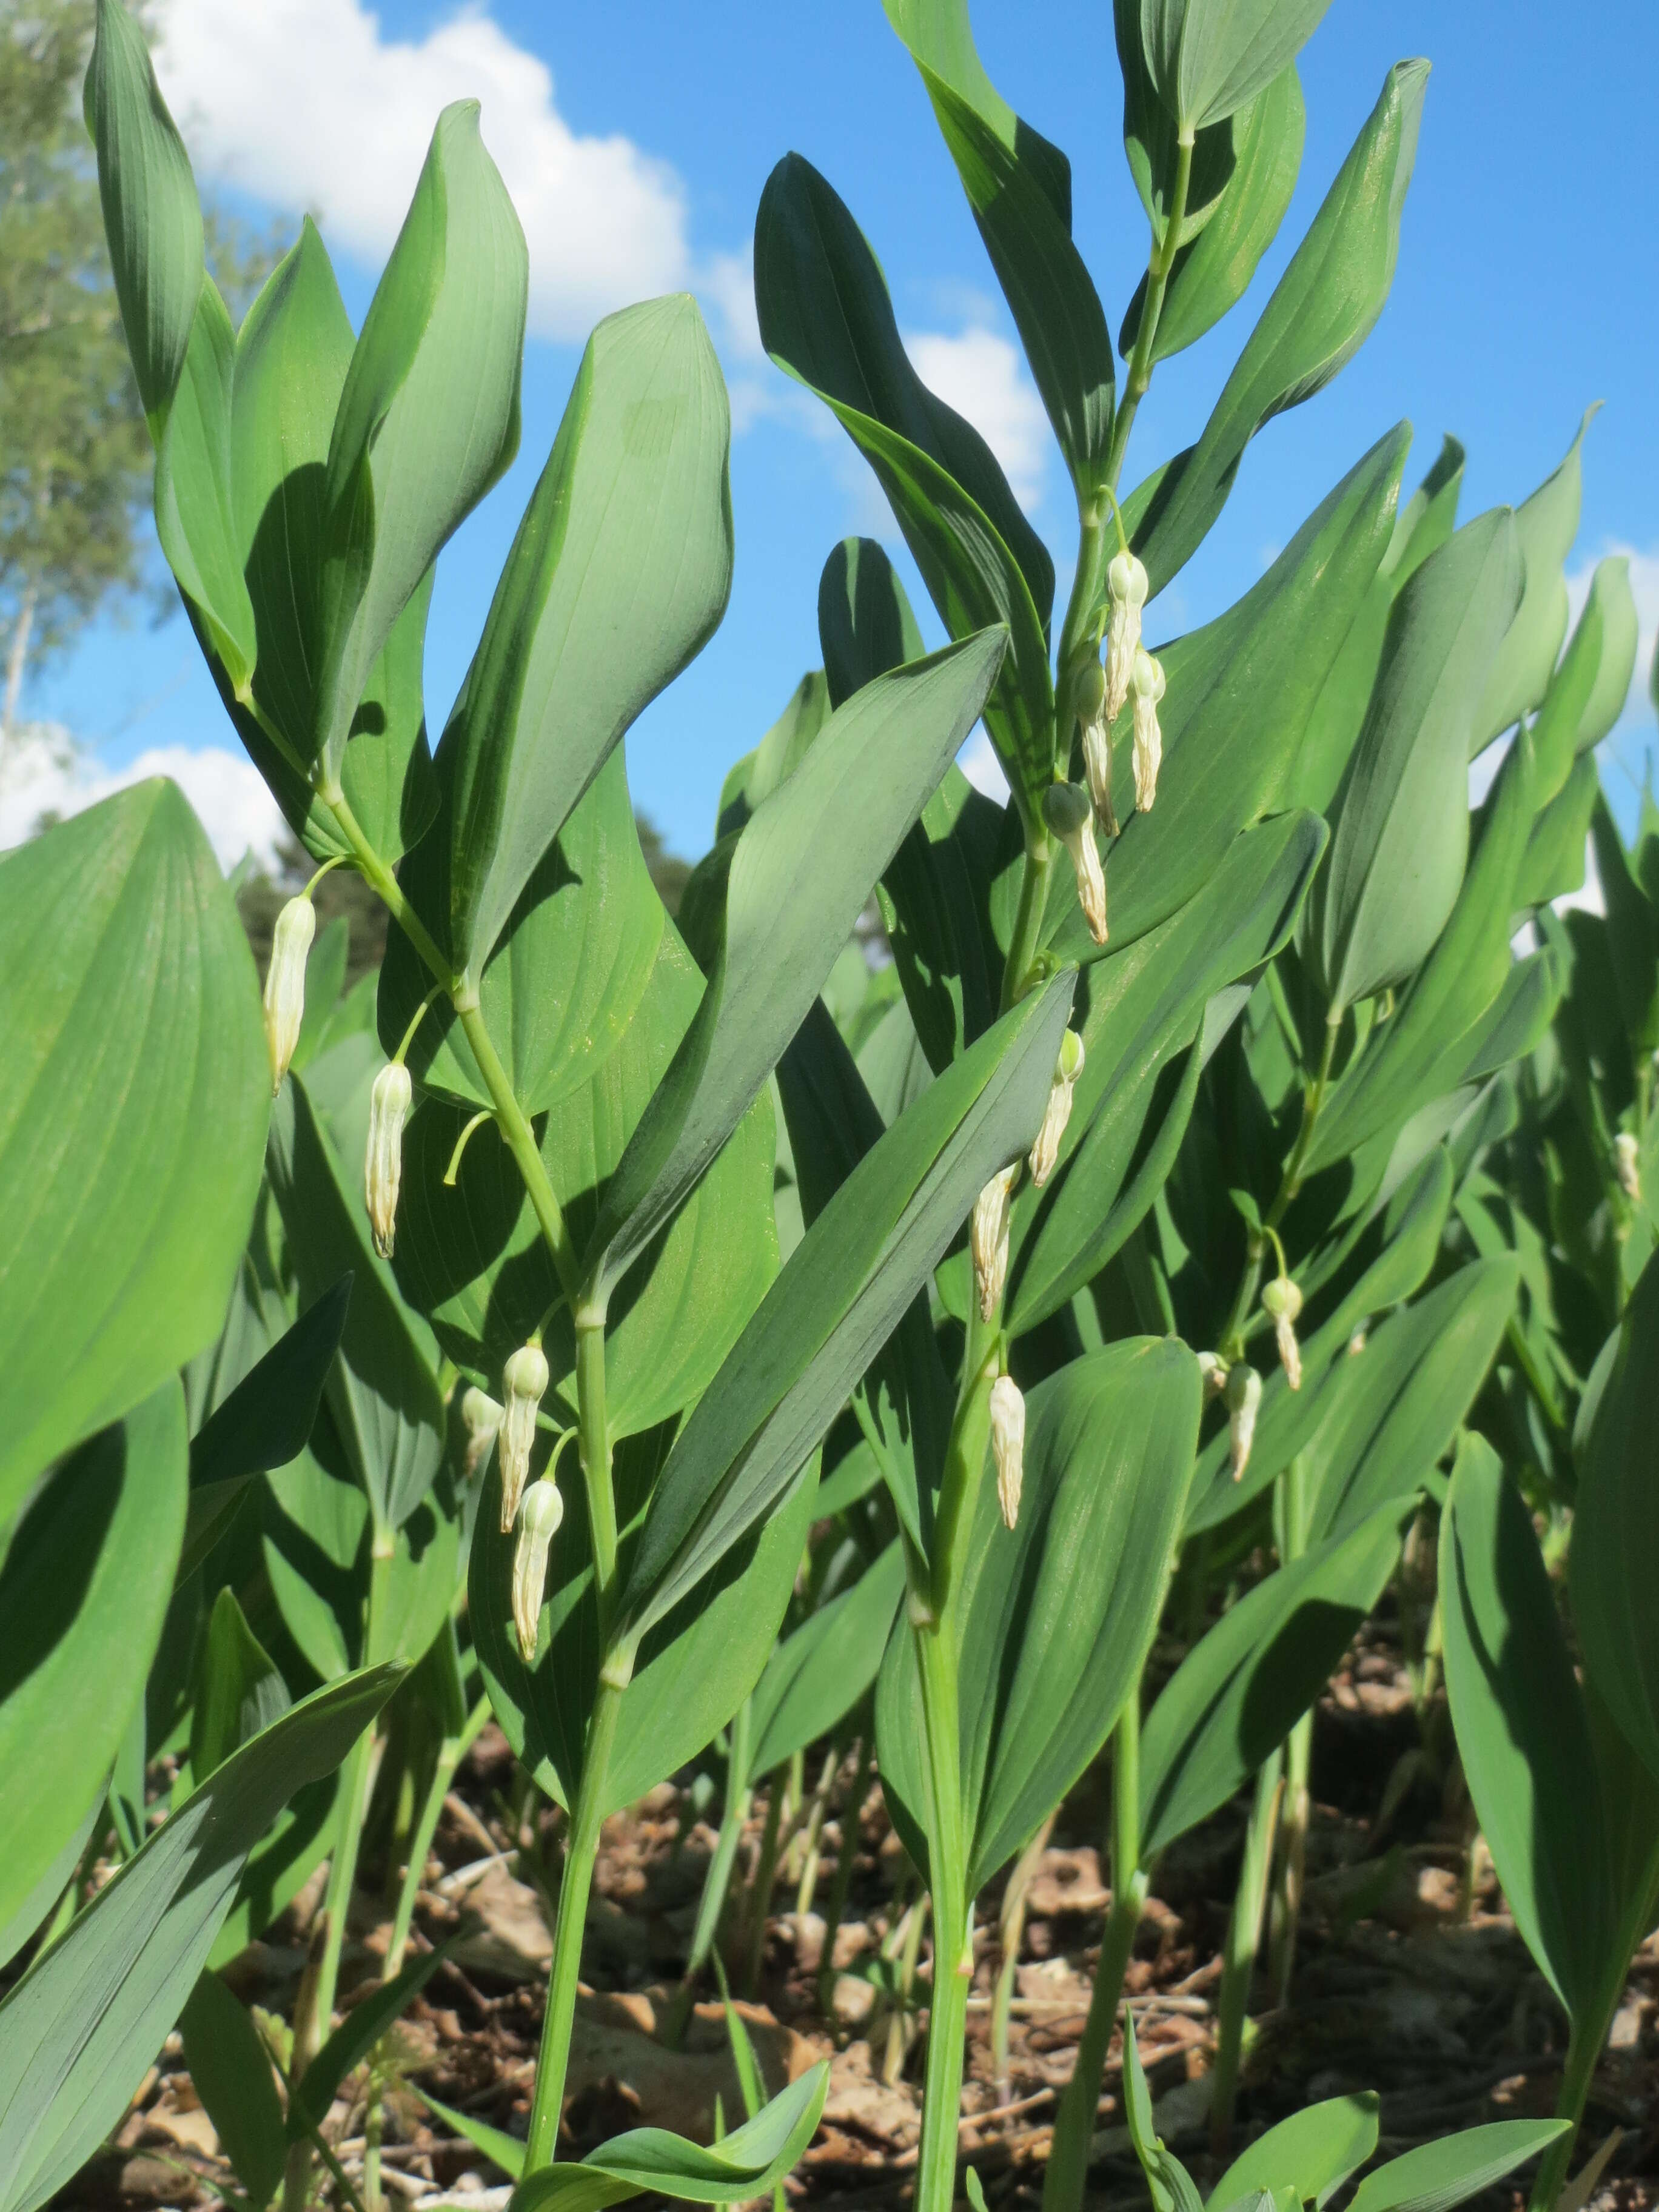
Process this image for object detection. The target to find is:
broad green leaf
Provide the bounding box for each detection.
[156,278,256,689]
[0,1805,101,1979]
[85,0,203,434]
[1441,1436,1613,2012]
[380,746,665,1114]
[179,1972,287,2211]
[1124,62,1427,593]
[1572,1251,1659,1783]
[1121,2016,1206,2212]
[431,294,729,984]
[611,971,1074,1654]
[187,1275,349,1489]
[1114,0,1254,255]
[0,781,266,1517]
[0,1385,186,1960]
[819,537,926,709]
[1472,411,1593,755]
[1184,1146,1453,1534]
[1210,2094,1378,2210]
[1590,791,1659,1057]
[1305,717,1535,1163]
[209,1775,342,1972]
[472,1430,817,1817]
[1049,426,1405,964]
[0,1666,400,2212]
[878,1339,1199,1891]
[581,631,1007,1313]
[394,926,776,1438]
[190,1589,290,1785]
[882,0,1115,494]
[268,1074,445,1532]
[749,1543,908,1778]
[1302,1256,1519,1543]
[263,1424,369,1683]
[1138,0,1332,132]
[1343,2122,1570,2212]
[717,672,833,839]
[1010,811,1325,1327]
[314,102,526,779]
[1289,432,1465,817]
[1514,754,1598,913]
[754,153,1053,820]
[1524,555,1628,809]
[1309,506,1523,1016]
[289,1943,452,2141]
[1448,948,1559,1088]
[422,2090,525,2182]
[510,2062,829,2211]
[1121,66,1304,366]
[1572,556,1640,754]
[1138,1503,1401,1862]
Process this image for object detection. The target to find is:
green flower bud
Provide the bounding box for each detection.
[1043,782,1107,945]
[990,1373,1025,1530]
[364,1060,412,1259]
[1261,1273,1303,1390]
[512,1478,565,1661]
[498,1341,549,1530]
[1030,1028,1086,1187]
[1196,1350,1228,1399]
[1614,1130,1641,1201]
[263,895,315,1094]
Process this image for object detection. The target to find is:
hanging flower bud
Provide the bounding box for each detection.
[971,1164,1019,1321]
[1225,1362,1261,1481]
[263,895,315,1094]
[1103,549,1148,726]
[461,1387,503,1483]
[364,1061,413,1258]
[511,1478,565,1661]
[1613,1131,1641,1201]
[1030,1030,1086,1187]
[1196,1351,1228,1399]
[990,1373,1025,1530]
[498,1341,549,1530]
[1347,1325,1368,1358]
[1262,1273,1304,1391]
[1076,659,1118,836]
[1043,782,1107,946]
[1130,648,1166,814]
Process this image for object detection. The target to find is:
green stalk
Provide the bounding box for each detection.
[574,1319,619,1626]
[318,780,453,993]
[313,1532,396,2031]
[1269,1015,1341,1229]
[1000,836,1055,1011]
[794,1738,844,1919]
[1269,1454,1312,2003]
[1042,1697,1147,2212]
[1102,133,1195,497]
[668,1700,754,2043]
[742,1774,787,1997]
[929,1314,999,1621]
[1210,1749,1284,2156]
[523,1677,625,2172]
[457,1004,582,1303]
[909,1612,972,2212]
[386,1696,490,1979]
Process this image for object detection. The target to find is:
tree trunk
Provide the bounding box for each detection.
[2,581,38,754]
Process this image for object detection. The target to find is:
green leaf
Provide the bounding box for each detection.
[1342,2122,1570,2212]
[188,1276,350,1490]
[156,278,257,689]
[1571,1251,1659,1784]
[394,926,777,1439]
[717,672,833,840]
[1121,2016,1206,2212]
[1571,555,1641,755]
[878,1339,1199,1890]
[314,102,526,779]
[178,1972,287,2211]
[1309,506,1523,1017]
[289,1943,453,2141]
[509,2061,828,2211]
[421,2089,525,2182]
[1590,791,1659,1057]
[754,152,1054,820]
[1010,810,1326,1327]
[1439,1435,1613,2011]
[1302,1256,1519,1543]
[882,0,1116,494]
[472,1432,818,1818]
[1472,411,1594,756]
[749,1544,908,1779]
[1518,748,1600,916]
[1138,0,1333,132]
[430,294,729,984]
[0,1384,186,1963]
[1210,2093,1378,2210]
[1121,66,1304,366]
[0,1666,400,2212]
[581,631,1008,1313]
[190,1589,290,1785]
[0,782,266,1517]
[85,0,203,434]
[380,746,665,1114]
[1139,1503,1402,1862]
[268,1074,446,1532]
[1052,427,1406,964]
[1124,62,1428,594]
[612,971,1075,1654]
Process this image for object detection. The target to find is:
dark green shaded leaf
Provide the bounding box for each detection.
[1210,2094,1378,2210]
[750,1543,908,1778]
[190,1589,290,1785]
[1138,0,1332,132]
[179,1972,287,2210]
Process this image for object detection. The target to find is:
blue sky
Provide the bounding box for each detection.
[30,0,1659,864]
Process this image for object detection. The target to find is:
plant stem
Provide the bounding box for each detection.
[1102,133,1195,498]
[910,1609,971,2212]
[524,1677,625,2172]
[1269,1014,1342,1229]
[1210,1750,1284,2156]
[1043,1697,1147,2212]
[742,1774,788,1998]
[314,1532,396,2031]
[1269,1454,1312,2003]
[819,1735,874,2015]
[386,1697,490,1979]
[456,1003,583,1302]
[320,780,453,990]
[1001,836,1055,1011]
[574,1319,619,1629]
[930,1314,1000,1620]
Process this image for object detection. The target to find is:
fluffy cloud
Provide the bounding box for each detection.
[1565,542,1659,733]
[152,0,690,341]
[904,326,1050,511]
[0,726,286,875]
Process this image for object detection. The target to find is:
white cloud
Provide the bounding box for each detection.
[0,726,286,874]
[703,246,763,365]
[153,0,690,342]
[1565,541,1659,736]
[903,326,1049,510]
